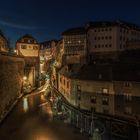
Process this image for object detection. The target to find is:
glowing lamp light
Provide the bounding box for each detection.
[23,76,27,80]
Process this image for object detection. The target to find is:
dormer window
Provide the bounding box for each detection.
[124,82,131,87]
[98,74,102,79]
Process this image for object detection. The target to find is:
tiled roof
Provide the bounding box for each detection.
[87,20,140,31]
[59,63,140,82]
[16,34,38,44]
[62,27,86,35]
[0,30,8,41]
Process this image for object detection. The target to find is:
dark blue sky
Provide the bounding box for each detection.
[0,0,140,47]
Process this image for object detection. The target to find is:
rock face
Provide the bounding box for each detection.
[0,54,24,115]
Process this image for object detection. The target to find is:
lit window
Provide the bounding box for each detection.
[77,85,81,91]
[124,93,132,101]
[33,46,38,50]
[102,88,108,94]
[21,45,26,49]
[102,97,109,105]
[91,96,96,103]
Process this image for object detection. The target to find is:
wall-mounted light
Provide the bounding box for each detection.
[23,76,27,81]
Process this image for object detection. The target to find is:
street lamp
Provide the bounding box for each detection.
[23,76,27,81]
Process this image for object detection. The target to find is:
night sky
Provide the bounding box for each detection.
[0,0,140,47]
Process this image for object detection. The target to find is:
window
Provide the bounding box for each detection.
[95,37,97,40]
[102,36,104,40]
[124,82,131,87]
[24,39,28,42]
[109,44,112,47]
[105,44,108,48]
[109,36,112,39]
[125,106,132,114]
[98,37,100,40]
[78,93,81,100]
[105,36,108,40]
[67,81,69,89]
[33,46,38,50]
[60,77,62,83]
[21,45,26,49]
[91,107,96,112]
[91,96,96,103]
[123,29,125,34]
[102,97,109,105]
[102,88,109,94]
[120,36,122,41]
[124,93,132,101]
[77,85,81,91]
[103,109,109,114]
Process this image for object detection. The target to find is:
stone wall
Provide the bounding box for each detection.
[0,54,24,115]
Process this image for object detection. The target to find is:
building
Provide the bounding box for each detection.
[62,27,87,64]
[16,34,40,89]
[87,21,140,60]
[126,40,140,50]
[57,63,140,121]
[0,31,9,53]
[58,64,115,115]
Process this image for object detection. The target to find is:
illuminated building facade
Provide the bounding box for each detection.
[0,31,9,53]
[57,63,140,120]
[62,27,87,64]
[87,21,140,59]
[39,40,57,74]
[16,34,40,88]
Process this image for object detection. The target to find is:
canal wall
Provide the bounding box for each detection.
[0,54,25,118]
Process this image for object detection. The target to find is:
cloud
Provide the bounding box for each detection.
[0,18,47,30]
